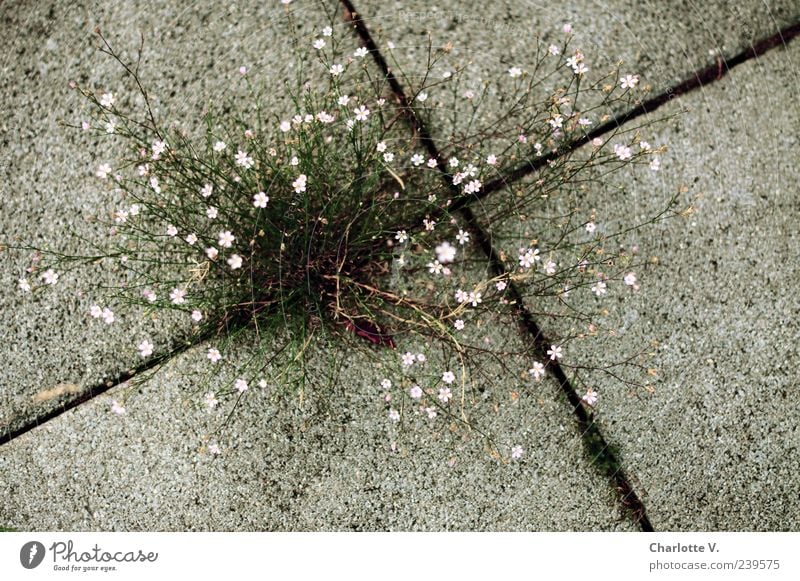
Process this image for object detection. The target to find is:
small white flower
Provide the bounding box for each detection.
[41,269,58,285]
[423,218,436,231]
[218,230,235,248]
[376,141,387,152]
[166,224,178,237]
[508,66,522,77]
[322,25,333,36]
[518,247,540,268]
[395,230,408,243]
[353,105,370,121]
[455,289,468,303]
[200,183,213,198]
[110,400,126,415]
[463,179,482,195]
[383,152,395,162]
[544,260,557,275]
[112,208,127,223]
[441,371,455,384]
[449,157,459,167]
[205,247,219,260]
[438,387,453,403]
[416,353,426,363]
[206,206,218,220]
[138,339,154,358]
[234,378,248,393]
[409,385,423,399]
[582,388,599,406]
[614,143,633,161]
[253,191,269,208]
[99,92,115,108]
[329,63,344,76]
[410,154,424,166]
[624,272,638,286]
[185,233,198,246]
[426,157,438,168]
[416,91,428,102]
[548,44,560,55]
[169,288,186,304]
[279,120,291,133]
[101,307,114,324]
[381,379,392,390]
[191,310,203,322]
[573,62,589,75]
[213,141,227,152]
[511,445,524,460]
[456,230,470,245]
[151,140,167,158]
[96,163,112,179]
[389,409,400,422]
[235,150,254,168]
[496,280,507,291]
[354,47,368,58]
[204,392,219,409]
[207,348,222,363]
[529,361,545,380]
[585,221,596,234]
[258,379,268,389]
[292,174,307,193]
[425,407,437,419]
[227,254,243,270]
[313,38,325,50]
[105,120,116,134]
[17,278,31,292]
[435,241,457,264]
[89,304,102,318]
[142,289,157,303]
[650,157,661,171]
[454,319,465,330]
[427,260,443,275]
[467,292,482,307]
[402,352,416,366]
[591,280,607,297]
[208,443,221,455]
[338,94,350,106]
[546,345,563,361]
[620,74,639,89]
[486,154,497,166]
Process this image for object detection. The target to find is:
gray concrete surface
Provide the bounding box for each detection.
[355,0,798,148]
[0,0,351,435]
[1,0,798,532]
[0,315,634,530]
[491,38,800,529]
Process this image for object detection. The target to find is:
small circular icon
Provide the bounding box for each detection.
[20,541,46,569]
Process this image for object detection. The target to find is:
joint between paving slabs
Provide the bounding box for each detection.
[342,0,655,531]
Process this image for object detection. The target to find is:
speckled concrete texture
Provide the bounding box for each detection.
[492,38,800,529]
[1,0,799,532]
[0,0,347,435]
[0,322,634,531]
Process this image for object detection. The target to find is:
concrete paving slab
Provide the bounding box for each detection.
[0,0,356,435]
[353,0,798,149]
[0,317,635,531]
[487,38,800,529]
